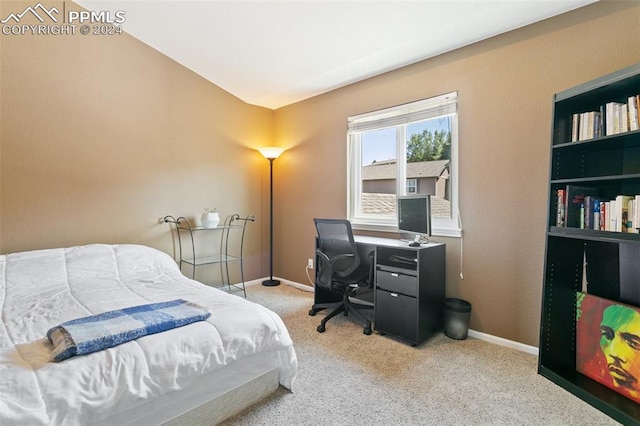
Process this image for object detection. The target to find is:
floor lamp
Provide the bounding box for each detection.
[258,147,284,286]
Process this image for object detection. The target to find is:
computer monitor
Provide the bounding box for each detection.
[397,195,432,247]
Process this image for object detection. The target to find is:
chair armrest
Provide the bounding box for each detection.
[315,250,356,288]
[315,249,355,266]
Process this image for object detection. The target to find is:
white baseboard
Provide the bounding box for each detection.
[467,329,538,356]
[243,278,262,287]
[254,277,539,355]
[246,277,314,292]
[276,277,315,292]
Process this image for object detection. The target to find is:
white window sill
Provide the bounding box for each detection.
[351,222,461,238]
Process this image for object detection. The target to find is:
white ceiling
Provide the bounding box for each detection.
[75,0,597,109]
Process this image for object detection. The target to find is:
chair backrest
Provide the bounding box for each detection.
[314,219,360,289]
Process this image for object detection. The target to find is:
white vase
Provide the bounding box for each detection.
[201,212,220,228]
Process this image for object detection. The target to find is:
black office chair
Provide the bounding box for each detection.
[309,218,374,335]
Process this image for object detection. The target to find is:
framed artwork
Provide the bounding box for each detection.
[576,292,640,403]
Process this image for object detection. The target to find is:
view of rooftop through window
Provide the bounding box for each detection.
[360,116,452,219]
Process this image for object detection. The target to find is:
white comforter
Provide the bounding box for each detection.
[0,244,297,425]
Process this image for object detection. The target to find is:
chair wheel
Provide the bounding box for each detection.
[364,326,372,335]
[317,324,326,333]
[309,309,317,316]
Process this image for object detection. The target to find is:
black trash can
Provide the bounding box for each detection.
[443,298,472,340]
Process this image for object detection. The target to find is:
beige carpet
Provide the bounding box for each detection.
[221,283,618,425]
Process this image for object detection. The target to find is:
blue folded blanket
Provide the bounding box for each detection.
[46,299,210,362]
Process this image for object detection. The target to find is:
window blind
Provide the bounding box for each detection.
[347,91,457,133]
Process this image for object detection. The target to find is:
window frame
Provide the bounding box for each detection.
[406,178,417,194]
[346,92,461,237]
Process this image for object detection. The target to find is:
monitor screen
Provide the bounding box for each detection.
[397,195,432,237]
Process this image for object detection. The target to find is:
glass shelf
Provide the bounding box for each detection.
[164,214,255,297]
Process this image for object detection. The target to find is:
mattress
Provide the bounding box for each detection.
[0,244,297,425]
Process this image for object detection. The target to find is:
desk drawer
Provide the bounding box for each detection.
[377,247,417,270]
[376,270,417,297]
[375,289,417,343]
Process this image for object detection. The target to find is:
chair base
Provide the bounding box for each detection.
[309,291,373,335]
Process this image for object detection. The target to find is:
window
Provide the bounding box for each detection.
[406,179,417,194]
[347,92,460,237]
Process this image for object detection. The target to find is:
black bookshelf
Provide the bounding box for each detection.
[540,63,640,424]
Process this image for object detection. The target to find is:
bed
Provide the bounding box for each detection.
[0,244,297,425]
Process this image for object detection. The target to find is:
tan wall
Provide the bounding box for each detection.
[1,0,639,347]
[272,1,640,346]
[0,1,274,283]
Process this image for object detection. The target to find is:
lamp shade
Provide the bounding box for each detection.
[258,147,284,160]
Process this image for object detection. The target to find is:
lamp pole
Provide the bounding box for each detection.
[258,147,284,287]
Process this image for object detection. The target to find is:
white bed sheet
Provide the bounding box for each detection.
[0,244,297,425]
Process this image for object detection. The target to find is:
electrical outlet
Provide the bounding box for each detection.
[158,217,165,224]
[307,258,313,269]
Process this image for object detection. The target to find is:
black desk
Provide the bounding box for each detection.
[313,235,446,346]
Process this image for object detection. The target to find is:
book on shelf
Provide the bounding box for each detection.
[602,96,640,136]
[606,102,625,135]
[624,196,640,233]
[629,95,639,131]
[580,112,590,141]
[634,195,640,233]
[589,195,640,233]
[609,199,617,231]
[556,189,565,227]
[583,195,600,230]
[629,197,637,233]
[593,111,601,139]
[554,188,640,234]
[564,185,598,228]
[569,95,640,142]
[571,114,579,142]
[615,195,633,232]
[572,111,603,141]
[620,104,629,133]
